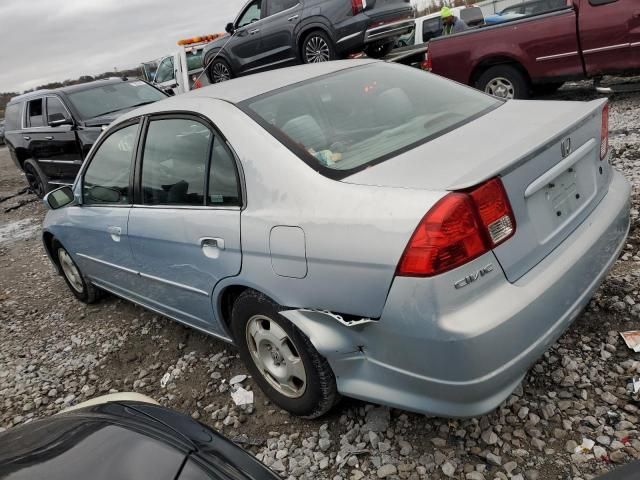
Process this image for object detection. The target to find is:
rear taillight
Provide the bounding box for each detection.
[352,0,366,15]
[421,52,432,71]
[397,178,515,277]
[601,103,609,160]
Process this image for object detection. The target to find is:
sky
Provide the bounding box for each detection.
[0,0,247,93]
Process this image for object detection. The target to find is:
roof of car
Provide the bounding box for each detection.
[8,78,140,103]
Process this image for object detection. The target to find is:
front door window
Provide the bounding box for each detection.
[237,0,262,28]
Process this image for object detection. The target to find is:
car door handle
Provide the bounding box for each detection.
[249,28,260,35]
[288,15,299,21]
[45,136,54,140]
[23,136,30,141]
[201,237,225,250]
[107,226,122,242]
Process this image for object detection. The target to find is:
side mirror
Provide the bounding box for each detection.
[44,186,75,210]
[225,22,235,34]
[49,114,73,127]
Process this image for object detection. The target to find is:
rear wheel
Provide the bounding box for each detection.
[231,290,339,418]
[208,59,233,84]
[54,240,101,304]
[302,31,336,64]
[476,65,530,100]
[23,159,50,199]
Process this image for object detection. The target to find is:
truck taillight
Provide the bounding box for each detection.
[396,178,515,277]
[421,52,432,72]
[601,103,609,160]
[352,0,366,15]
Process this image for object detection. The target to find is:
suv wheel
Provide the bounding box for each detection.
[231,290,340,418]
[209,59,233,84]
[302,31,336,64]
[54,240,101,304]
[23,159,50,198]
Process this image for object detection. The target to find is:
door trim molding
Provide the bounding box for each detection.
[536,51,579,62]
[582,43,630,54]
[77,253,138,274]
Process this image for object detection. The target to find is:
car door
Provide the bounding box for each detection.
[257,0,303,69]
[228,0,265,74]
[59,121,140,295]
[127,115,242,334]
[578,0,633,75]
[23,97,54,175]
[37,96,83,186]
[153,56,179,95]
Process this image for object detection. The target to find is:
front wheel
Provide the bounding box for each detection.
[302,31,336,64]
[23,159,50,199]
[54,240,101,304]
[208,59,233,84]
[476,65,530,100]
[231,290,339,418]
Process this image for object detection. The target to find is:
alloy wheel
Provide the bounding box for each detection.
[24,164,44,197]
[58,249,84,293]
[245,314,307,398]
[212,62,231,83]
[485,77,515,99]
[305,36,331,63]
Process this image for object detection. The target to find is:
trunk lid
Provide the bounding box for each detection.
[344,99,611,282]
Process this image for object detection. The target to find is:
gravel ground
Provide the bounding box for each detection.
[1,83,639,480]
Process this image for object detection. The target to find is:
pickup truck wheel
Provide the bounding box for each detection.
[23,159,50,199]
[476,65,530,100]
[209,59,233,84]
[302,31,336,63]
[231,290,340,418]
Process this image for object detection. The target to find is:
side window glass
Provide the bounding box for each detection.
[155,57,175,84]
[270,0,298,15]
[27,99,44,128]
[141,118,211,206]
[423,18,442,42]
[4,103,21,130]
[237,1,261,28]
[47,97,70,125]
[208,137,241,206]
[83,124,138,205]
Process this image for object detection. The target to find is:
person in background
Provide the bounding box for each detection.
[441,6,468,35]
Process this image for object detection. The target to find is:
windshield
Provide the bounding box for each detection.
[67,81,166,119]
[242,63,501,179]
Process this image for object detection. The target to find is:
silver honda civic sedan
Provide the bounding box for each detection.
[42,60,630,418]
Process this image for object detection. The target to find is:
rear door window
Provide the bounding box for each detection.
[27,98,44,128]
[140,118,211,206]
[422,18,442,42]
[269,0,298,15]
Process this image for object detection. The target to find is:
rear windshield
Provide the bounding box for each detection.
[67,81,166,120]
[242,63,501,179]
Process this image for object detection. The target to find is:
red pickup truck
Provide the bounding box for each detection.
[425,0,640,99]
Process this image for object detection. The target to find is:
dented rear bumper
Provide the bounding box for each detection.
[283,170,630,417]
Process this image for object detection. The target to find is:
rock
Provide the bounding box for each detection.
[431,437,447,447]
[399,439,412,456]
[565,440,578,453]
[503,461,517,474]
[368,431,379,449]
[319,438,331,452]
[524,470,539,480]
[365,407,390,433]
[441,462,456,478]
[481,429,499,445]
[601,391,619,405]
[610,451,626,463]
[466,472,486,480]
[486,453,502,466]
[593,445,607,459]
[377,464,397,478]
[531,438,546,451]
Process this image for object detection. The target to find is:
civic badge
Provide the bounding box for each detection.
[560,137,572,158]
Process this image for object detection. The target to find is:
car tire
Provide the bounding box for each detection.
[302,31,337,64]
[23,159,50,199]
[231,290,340,418]
[208,58,233,84]
[532,82,564,96]
[476,65,530,100]
[54,240,101,304]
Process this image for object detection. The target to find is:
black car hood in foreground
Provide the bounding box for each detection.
[0,401,279,480]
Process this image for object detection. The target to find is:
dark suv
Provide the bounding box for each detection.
[203,0,414,83]
[4,78,167,197]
